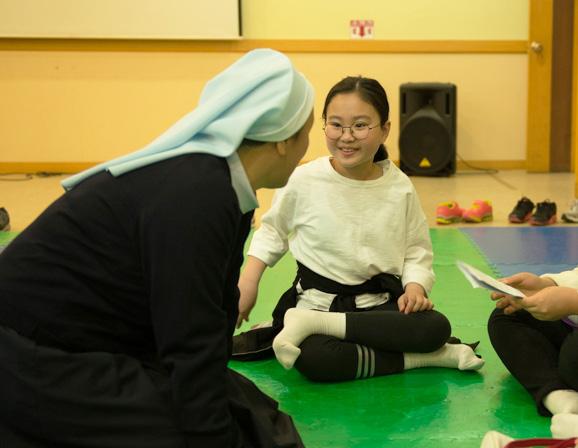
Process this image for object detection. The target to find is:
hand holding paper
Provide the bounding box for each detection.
[457,261,525,298]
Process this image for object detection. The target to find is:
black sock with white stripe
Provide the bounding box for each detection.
[294,335,403,382]
[355,344,376,379]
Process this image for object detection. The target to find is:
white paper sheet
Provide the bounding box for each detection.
[457,261,525,298]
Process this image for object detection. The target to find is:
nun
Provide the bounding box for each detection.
[0,49,314,448]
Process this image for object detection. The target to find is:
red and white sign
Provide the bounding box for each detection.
[350,20,374,39]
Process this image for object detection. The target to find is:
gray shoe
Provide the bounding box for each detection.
[561,199,578,223]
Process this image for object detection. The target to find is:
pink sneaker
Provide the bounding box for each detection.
[436,201,464,225]
[463,200,493,223]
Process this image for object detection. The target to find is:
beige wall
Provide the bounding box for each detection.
[297,53,527,163]
[0,0,529,168]
[0,51,527,164]
[0,51,239,163]
[243,0,527,40]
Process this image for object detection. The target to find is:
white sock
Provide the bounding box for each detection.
[480,430,514,448]
[551,413,578,438]
[272,308,346,369]
[543,389,578,415]
[403,343,485,371]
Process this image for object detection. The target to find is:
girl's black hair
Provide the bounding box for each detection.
[322,76,389,162]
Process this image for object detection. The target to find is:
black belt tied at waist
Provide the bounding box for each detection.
[231,262,404,361]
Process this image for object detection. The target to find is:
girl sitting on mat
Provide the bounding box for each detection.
[236,76,484,382]
[488,268,578,440]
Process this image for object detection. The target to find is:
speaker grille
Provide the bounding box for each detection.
[400,106,452,173]
[399,83,456,176]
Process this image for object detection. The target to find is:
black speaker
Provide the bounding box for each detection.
[399,83,456,176]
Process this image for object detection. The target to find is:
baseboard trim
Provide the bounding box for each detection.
[0,162,98,174]
[455,160,526,170]
[0,38,527,54]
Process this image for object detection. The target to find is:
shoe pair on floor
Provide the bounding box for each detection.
[509,197,557,226]
[436,200,493,225]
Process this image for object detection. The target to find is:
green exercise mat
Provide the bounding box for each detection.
[231,228,550,448]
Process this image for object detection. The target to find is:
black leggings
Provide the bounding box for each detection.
[294,301,451,382]
[488,308,578,416]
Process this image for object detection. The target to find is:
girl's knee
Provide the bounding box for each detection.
[294,336,353,382]
[434,312,452,339]
[295,351,332,382]
[397,311,450,353]
[418,311,451,351]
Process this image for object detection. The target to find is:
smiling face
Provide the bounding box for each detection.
[324,92,390,180]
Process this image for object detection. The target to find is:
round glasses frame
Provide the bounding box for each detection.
[323,123,381,141]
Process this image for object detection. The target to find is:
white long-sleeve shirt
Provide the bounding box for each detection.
[542,267,578,326]
[248,156,434,311]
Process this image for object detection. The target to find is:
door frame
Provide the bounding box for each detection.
[573,1,578,195]
[527,0,574,173]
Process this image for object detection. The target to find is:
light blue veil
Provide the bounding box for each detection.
[62,49,314,190]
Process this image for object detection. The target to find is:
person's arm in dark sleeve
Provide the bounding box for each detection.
[141,176,240,447]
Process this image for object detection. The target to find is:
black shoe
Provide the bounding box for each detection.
[529,200,557,226]
[508,197,534,223]
[0,208,9,231]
